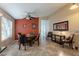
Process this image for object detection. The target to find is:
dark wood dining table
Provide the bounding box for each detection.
[26,36,36,47]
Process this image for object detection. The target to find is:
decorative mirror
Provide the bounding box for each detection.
[32,23,37,29]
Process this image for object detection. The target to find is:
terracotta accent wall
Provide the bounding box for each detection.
[15,18,39,38]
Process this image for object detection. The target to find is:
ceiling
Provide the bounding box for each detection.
[0,3,66,19]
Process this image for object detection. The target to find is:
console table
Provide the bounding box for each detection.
[52,34,65,44]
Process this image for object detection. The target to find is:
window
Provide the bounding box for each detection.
[40,20,49,41]
[1,17,12,41]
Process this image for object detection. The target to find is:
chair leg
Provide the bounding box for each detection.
[24,43,26,51]
[19,43,21,50]
[69,43,73,49]
[62,43,64,48]
[38,39,39,46]
[24,46,26,51]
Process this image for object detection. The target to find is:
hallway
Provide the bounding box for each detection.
[0,40,79,56]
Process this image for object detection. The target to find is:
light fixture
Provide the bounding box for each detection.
[23,24,26,28]
[70,3,79,10]
[25,16,30,20]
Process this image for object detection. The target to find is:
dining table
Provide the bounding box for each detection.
[26,36,36,47]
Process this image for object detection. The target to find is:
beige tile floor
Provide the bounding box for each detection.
[0,39,79,56]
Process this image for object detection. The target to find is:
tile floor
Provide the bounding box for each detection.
[0,39,79,56]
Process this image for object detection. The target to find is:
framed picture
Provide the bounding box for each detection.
[53,21,69,31]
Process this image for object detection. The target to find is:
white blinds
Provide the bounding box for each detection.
[1,17,12,41]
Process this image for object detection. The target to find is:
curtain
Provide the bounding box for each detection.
[40,20,49,44]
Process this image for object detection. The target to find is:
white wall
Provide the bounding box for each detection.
[48,4,79,47]
[0,8,15,47]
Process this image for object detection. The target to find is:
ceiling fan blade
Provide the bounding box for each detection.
[24,12,37,20]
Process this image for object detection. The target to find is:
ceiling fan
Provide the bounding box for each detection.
[24,12,37,20]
